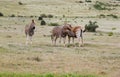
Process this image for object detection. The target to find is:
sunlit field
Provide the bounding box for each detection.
[0,0,120,77]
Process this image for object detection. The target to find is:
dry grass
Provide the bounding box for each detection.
[0,17,120,77]
[0,0,120,17]
[0,0,120,77]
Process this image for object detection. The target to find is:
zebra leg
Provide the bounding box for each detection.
[72,37,75,45]
[63,37,66,47]
[81,36,83,46]
[78,37,81,47]
[76,30,81,47]
[59,36,62,44]
[68,36,71,44]
[26,35,29,45]
[51,35,54,45]
[54,36,57,46]
[29,36,32,44]
[80,30,83,46]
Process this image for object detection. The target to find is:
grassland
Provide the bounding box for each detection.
[0,72,102,77]
[0,0,120,17]
[0,0,120,77]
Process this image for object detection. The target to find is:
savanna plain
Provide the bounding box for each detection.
[0,0,120,77]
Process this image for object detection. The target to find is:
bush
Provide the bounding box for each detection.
[93,1,113,10]
[93,1,109,10]
[40,14,54,18]
[108,32,113,36]
[0,12,4,16]
[63,15,65,18]
[18,15,24,17]
[107,14,118,19]
[38,16,43,20]
[85,0,92,3]
[30,15,34,18]
[93,2,105,10]
[85,21,99,32]
[18,1,23,5]
[99,14,118,19]
[10,14,15,17]
[99,14,106,18]
[76,1,83,3]
[40,14,47,18]
[41,20,46,25]
[112,27,116,30]
[48,14,53,18]
[48,22,59,26]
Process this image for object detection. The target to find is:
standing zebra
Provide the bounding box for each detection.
[25,20,36,45]
[51,24,72,46]
[67,26,86,47]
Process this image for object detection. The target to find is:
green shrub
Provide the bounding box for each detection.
[18,15,24,17]
[38,16,43,20]
[30,15,34,18]
[40,14,47,18]
[93,1,109,10]
[41,20,46,25]
[48,22,59,26]
[18,1,23,5]
[99,14,118,19]
[108,32,113,36]
[10,14,15,17]
[48,14,53,18]
[99,14,106,18]
[93,2,105,10]
[76,1,84,3]
[85,21,99,32]
[85,0,92,3]
[93,1,115,10]
[112,15,118,18]
[0,12,4,16]
[112,27,116,30]
[63,15,65,18]
[107,14,118,19]
[40,14,54,18]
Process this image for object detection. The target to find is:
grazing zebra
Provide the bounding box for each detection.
[25,20,36,45]
[51,24,72,46]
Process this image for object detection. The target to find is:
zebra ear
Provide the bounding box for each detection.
[32,19,35,23]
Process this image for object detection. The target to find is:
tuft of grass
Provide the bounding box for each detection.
[8,43,16,48]
[84,43,99,48]
[112,27,116,30]
[48,22,59,26]
[0,73,102,77]
[107,14,118,19]
[67,44,75,47]
[33,56,42,62]
[0,47,9,53]
[85,0,92,3]
[108,32,113,36]
[27,56,42,62]
[18,1,23,5]
[6,35,12,38]
[10,14,16,17]
[0,12,4,16]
